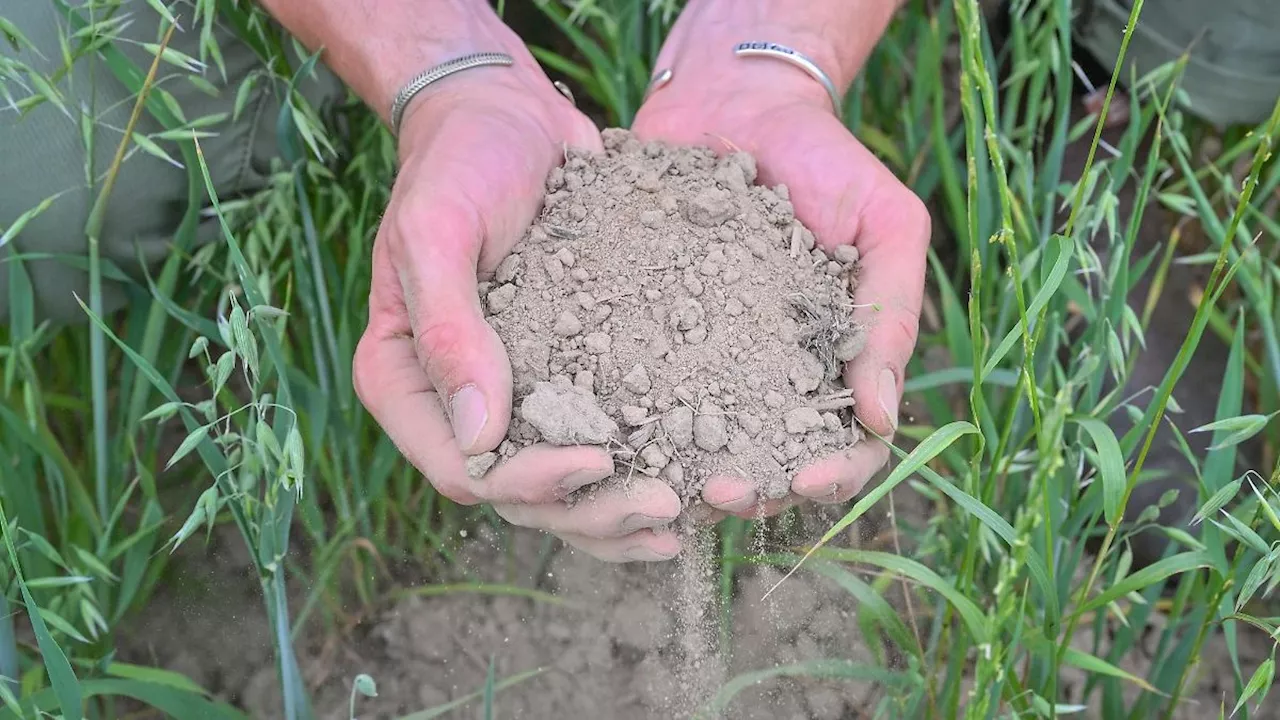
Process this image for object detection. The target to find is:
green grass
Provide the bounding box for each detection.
[2,0,1280,718]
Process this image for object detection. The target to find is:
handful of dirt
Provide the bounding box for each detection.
[480,129,869,507]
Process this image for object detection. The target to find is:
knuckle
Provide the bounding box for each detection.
[352,331,381,412]
[393,201,479,259]
[414,318,470,382]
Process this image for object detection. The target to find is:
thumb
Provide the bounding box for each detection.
[397,203,514,455]
[841,188,930,439]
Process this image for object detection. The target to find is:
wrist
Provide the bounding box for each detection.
[652,0,900,109]
[260,0,552,126]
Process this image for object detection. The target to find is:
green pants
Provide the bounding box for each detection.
[3,1,1278,325]
[0,2,342,323]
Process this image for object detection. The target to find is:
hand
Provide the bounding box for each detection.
[353,61,681,562]
[632,29,930,518]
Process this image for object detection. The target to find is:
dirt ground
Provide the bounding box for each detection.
[123,506,906,720]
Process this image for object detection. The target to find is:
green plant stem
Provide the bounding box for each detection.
[82,21,173,523]
[0,593,17,695]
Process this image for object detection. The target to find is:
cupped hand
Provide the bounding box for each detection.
[353,67,680,562]
[632,52,931,519]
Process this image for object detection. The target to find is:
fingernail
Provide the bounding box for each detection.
[620,513,668,534]
[878,368,899,431]
[557,468,608,498]
[449,385,487,452]
[716,488,758,513]
[624,545,677,562]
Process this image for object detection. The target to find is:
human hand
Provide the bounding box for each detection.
[353,49,681,562]
[632,17,930,518]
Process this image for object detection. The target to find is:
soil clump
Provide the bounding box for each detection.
[482,129,869,507]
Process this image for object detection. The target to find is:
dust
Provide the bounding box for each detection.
[482,128,869,507]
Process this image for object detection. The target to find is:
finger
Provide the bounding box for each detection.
[354,326,611,505]
[840,189,929,438]
[494,477,680,539]
[557,528,682,563]
[701,476,760,513]
[790,442,890,504]
[388,200,516,456]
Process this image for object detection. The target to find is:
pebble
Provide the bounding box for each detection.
[763,391,786,409]
[544,255,566,283]
[640,209,664,227]
[834,245,860,264]
[466,452,497,479]
[487,284,517,313]
[553,311,583,337]
[693,410,729,452]
[737,413,763,437]
[555,248,576,267]
[495,254,522,283]
[822,412,843,432]
[584,332,612,354]
[622,363,653,394]
[639,444,669,469]
[621,405,649,426]
[785,408,825,434]
[575,291,597,311]
[663,406,694,448]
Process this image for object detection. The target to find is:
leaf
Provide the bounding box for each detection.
[142,0,179,25]
[0,678,248,720]
[1061,646,1161,694]
[1235,552,1278,611]
[23,576,94,589]
[131,132,182,168]
[1212,512,1270,555]
[106,664,205,696]
[1232,657,1274,717]
[1073,418,1128,526]
[814,549,990,643]
[1190,413,1275,451]
[1193,478,1243,525]
[1,193,62,248]
[166,425,211,470]
[38,608,89,645]
[141,401,185,423]
[211,351,235,396]
[1079,551,1213,614]
[0,499,82,720]
[982,234,1073,378]
[189,336,209,359]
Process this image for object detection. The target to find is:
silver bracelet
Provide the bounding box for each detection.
[732,42,844,121]
[389,52,514,136]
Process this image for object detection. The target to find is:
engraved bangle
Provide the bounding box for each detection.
[732,41,844,121]
[389,51,514,136]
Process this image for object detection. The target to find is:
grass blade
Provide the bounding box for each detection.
[0,499,82,720]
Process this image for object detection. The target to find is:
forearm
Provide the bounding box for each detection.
[660,0,903,92]
[256,0,534,123]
